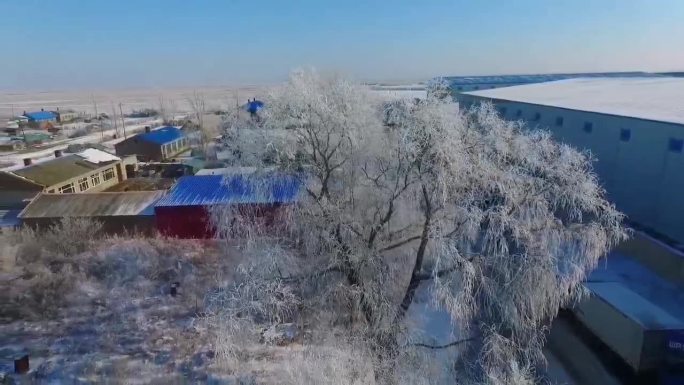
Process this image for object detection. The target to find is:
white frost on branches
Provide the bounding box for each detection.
[209,69,626,384]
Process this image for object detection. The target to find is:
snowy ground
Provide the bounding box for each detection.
[405,282,578,384]
[1,84,426,121]
[0,238,245,384]
[369,84,427,100]
[0,86,266,121]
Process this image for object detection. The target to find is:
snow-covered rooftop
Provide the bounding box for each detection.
[588,251,684,325]
[76,148,120,163]
[464,77,684,125]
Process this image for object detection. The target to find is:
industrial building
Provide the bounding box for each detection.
[154,173,301,238]
[457,77,684,382]
[444,71,662,94]
[19,191,164,235]
[0,148,133,209]
[114,126,189,161]
[457,77,684,244]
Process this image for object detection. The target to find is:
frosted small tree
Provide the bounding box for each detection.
[158,95,171,124]
[216,100,274,167]
[210,70,626,384]
[188,90,209,152]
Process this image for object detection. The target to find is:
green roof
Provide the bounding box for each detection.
[13,155,116,187]
[0,172,43,191]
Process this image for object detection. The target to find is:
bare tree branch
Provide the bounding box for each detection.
[411,336,477,349]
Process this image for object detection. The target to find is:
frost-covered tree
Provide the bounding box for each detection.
[210,70,626,384]
[187,91,209,152]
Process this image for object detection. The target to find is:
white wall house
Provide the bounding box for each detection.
[457,77,684,244]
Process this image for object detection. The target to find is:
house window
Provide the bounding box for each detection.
[669,138,683,153]
[78,177,89,191]
[91,173,101,186]
[103,168,116,181]
[555,116,564,127]
[583,122,593,133]
[620,128,631,142]
[58,183,75,194]
[532,112,541,121]
[516,109,522,118]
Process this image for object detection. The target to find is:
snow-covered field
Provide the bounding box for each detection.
[0,84,425,170]
[0,86,265,121]
[0,83,426,121]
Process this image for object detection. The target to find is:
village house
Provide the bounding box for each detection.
[23,109,58,129]
[154,173,301,238]
[19,190,164,235]
[0,149,135,210]
[114,126,190,162]
[54,108,79,123]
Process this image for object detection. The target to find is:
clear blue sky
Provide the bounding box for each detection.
[1,0,683,89]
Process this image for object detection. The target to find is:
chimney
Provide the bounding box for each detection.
[23,158,32,166]
[54,149,63,158]
[144,126,151,133]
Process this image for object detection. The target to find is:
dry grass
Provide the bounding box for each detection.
[0,219,250,383]
[1,219,451,384]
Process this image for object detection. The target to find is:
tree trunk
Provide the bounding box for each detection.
[335,224,376,325]
[397,186,432,318]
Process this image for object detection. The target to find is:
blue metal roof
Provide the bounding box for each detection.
[154,174,302,207]
[137,126,184,145]
[243,100,264,114]
[24,111,57,121]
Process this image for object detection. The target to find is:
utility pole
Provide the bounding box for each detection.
[11,104,27,144]
[92,94,98,119]
[110,102,118,138]
[119,103,126,139]
[91,94,103,142]
[20,122,27,145]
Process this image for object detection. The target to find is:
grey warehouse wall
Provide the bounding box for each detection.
[457,94,684,243]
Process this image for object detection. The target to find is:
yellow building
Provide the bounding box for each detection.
[0,149,133,209]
